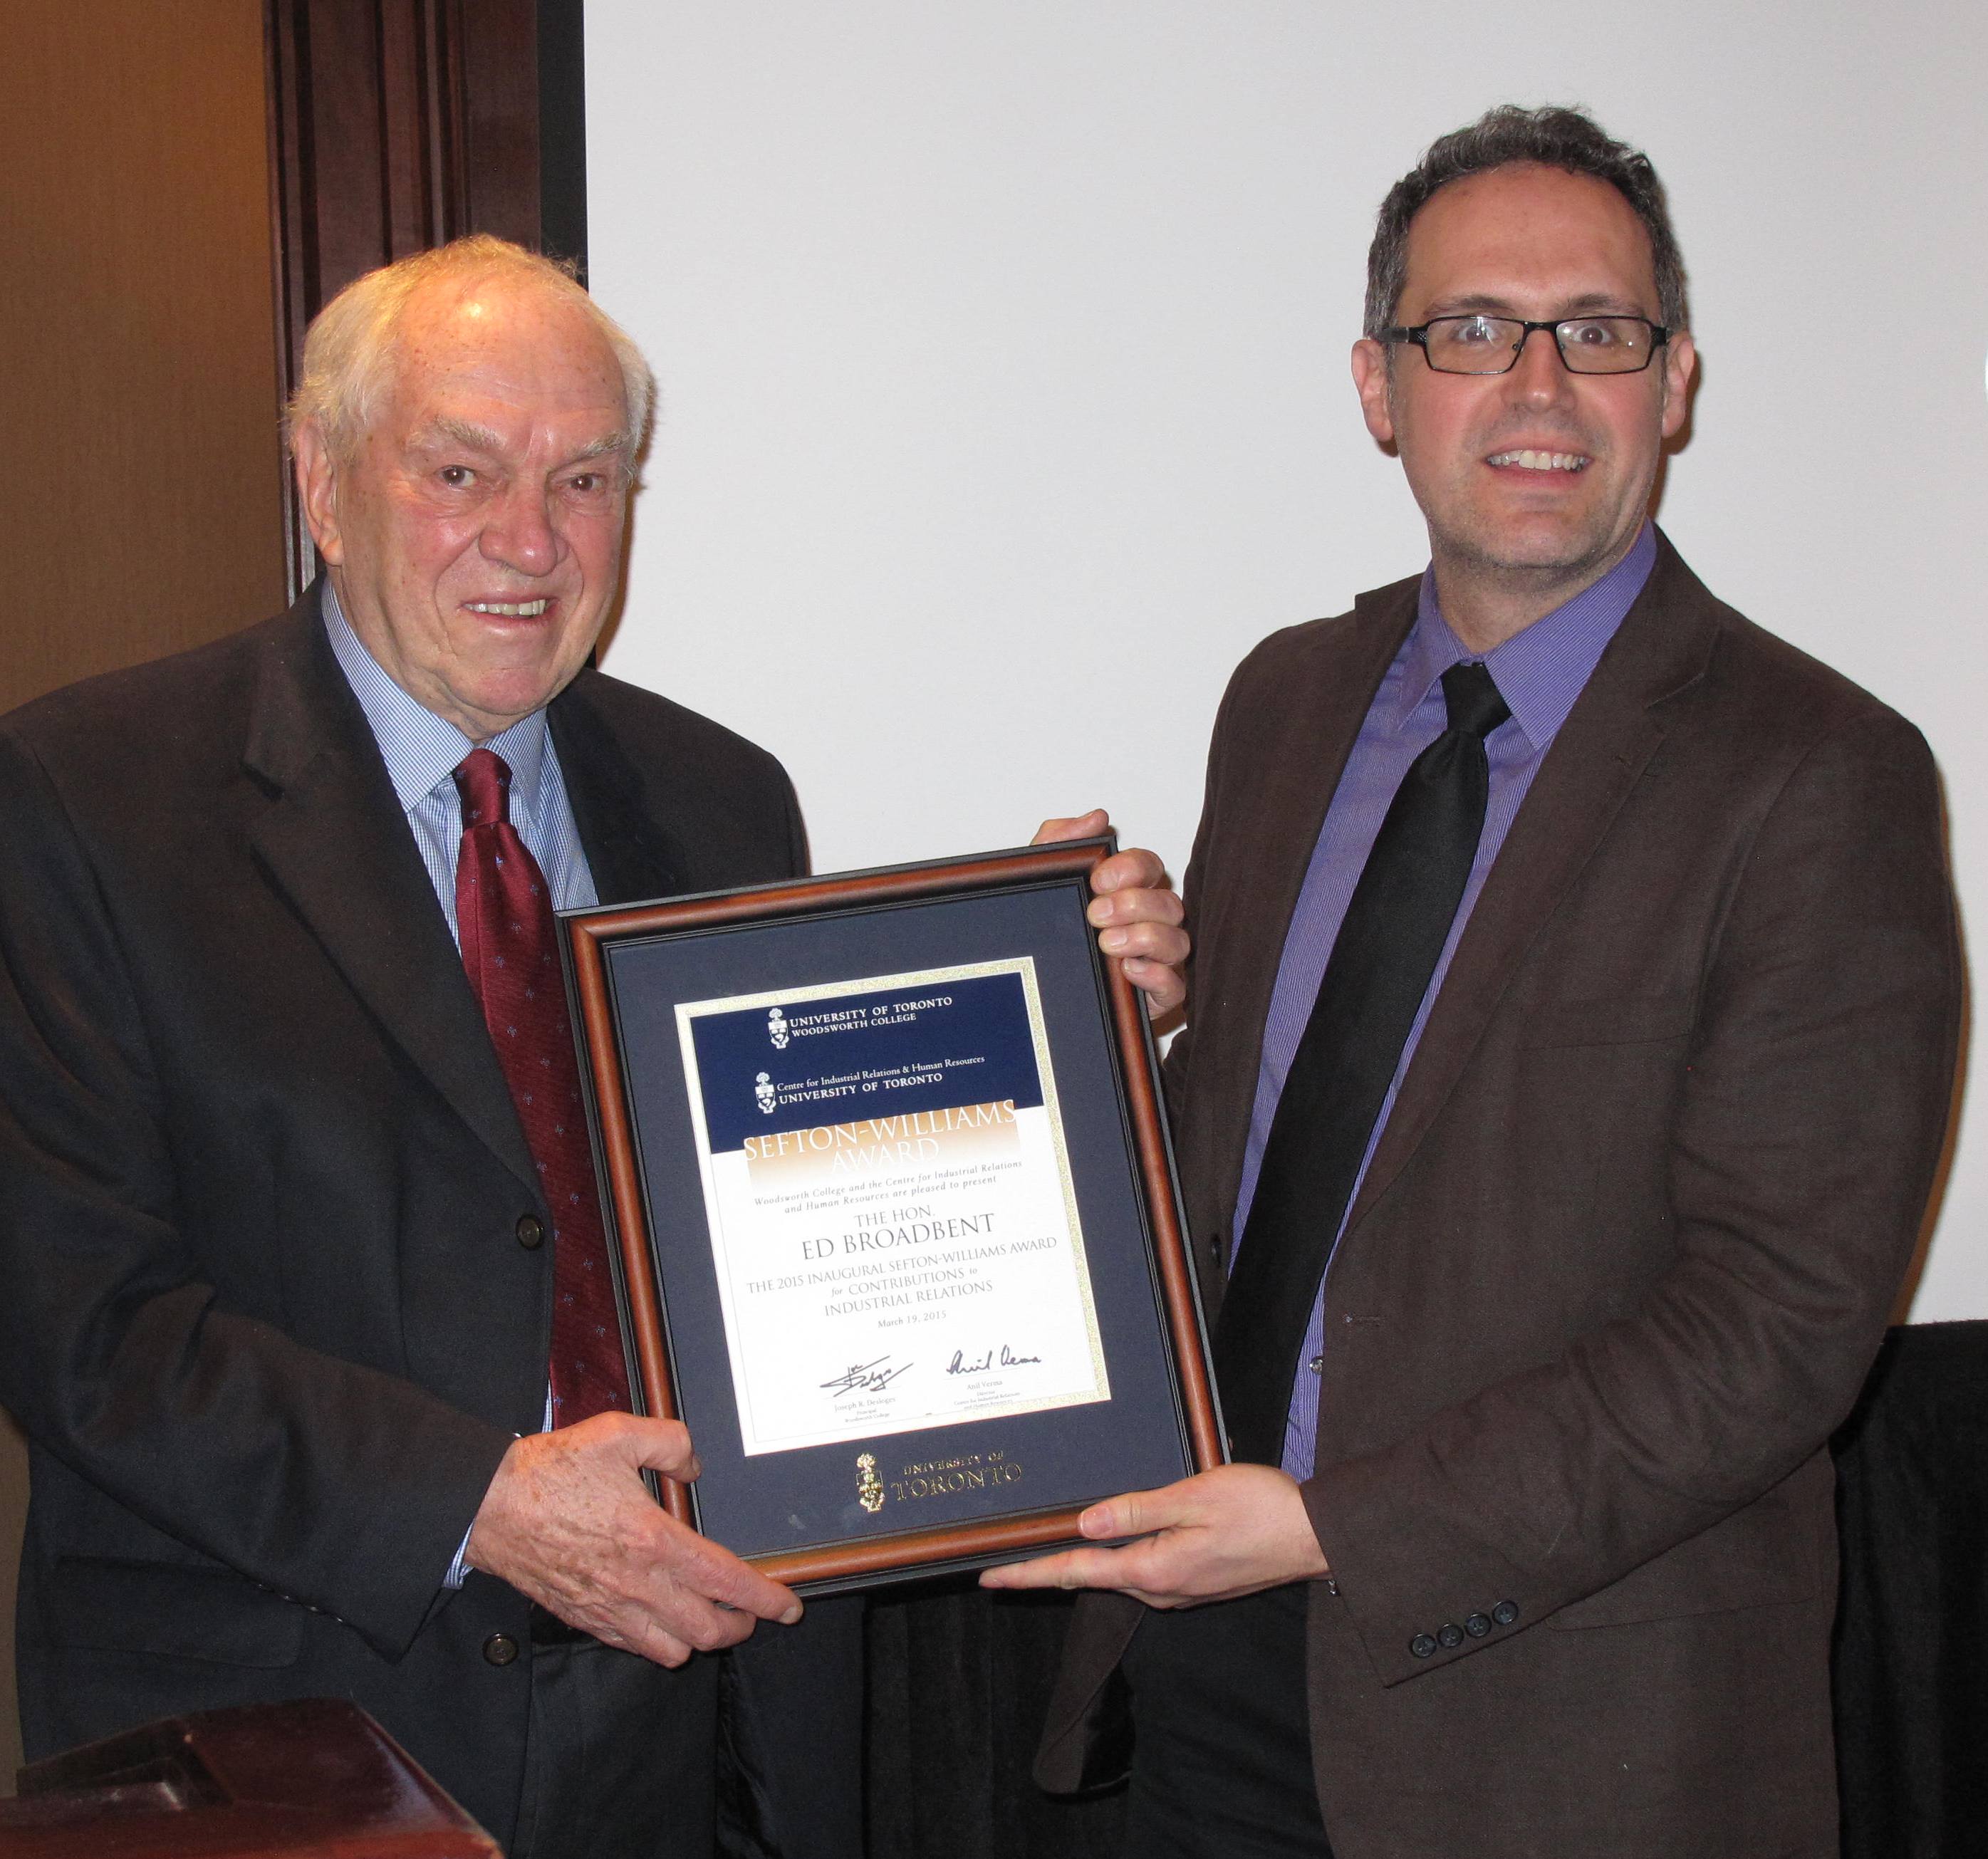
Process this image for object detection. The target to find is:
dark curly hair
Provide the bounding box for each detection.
[1363,105,1689,340]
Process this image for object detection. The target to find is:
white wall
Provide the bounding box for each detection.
[586,1,1988,1318]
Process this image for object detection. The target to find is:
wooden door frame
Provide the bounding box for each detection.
[261,0,586,596]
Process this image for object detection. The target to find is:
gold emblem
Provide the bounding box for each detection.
[857,1452,885,1514]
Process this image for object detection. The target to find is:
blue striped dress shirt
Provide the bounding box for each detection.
[1237,522,1657,1479]
[321,582,600,937]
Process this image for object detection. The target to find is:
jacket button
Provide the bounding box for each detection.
[1437,1622,1464,1649]
[516,1215,545,1250]
[483,1633,520,1666]
[1492,1600,1519,1627]
[1410,1633,1437,1659]
[1465,1613,1491,1637]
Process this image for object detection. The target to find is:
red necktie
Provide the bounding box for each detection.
[454,747,631,1426]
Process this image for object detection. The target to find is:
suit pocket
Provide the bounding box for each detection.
[1521,990,1695,1051]
[51,1557,307,1668]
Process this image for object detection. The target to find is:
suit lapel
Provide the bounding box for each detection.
[1341,538,1724,1235]
[241,590,541,1199]
[548,677,682,906]
[1194,583,1418,1239]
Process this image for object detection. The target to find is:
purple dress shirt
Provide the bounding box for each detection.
[1234,522,1658,1479]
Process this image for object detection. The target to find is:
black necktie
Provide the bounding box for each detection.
[1214,660,1510,1466]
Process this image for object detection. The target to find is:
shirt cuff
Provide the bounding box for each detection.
[448,1419,538,1591]
[444,1524,476,1590]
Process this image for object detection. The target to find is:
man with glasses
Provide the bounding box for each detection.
[987,105,1958,1857]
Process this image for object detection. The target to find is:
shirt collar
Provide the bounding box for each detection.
[320,580,553,818]
[1402,521,1657,749]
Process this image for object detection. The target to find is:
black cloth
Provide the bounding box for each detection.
[1832,1320,1988,1859]
[1215,660,1509,1464]
[514,1636,719,1859]
[864,1585,1126,1859]
[719,1591,865,1859]
[0,586,813,1850]
[1122,1584,1333,1858]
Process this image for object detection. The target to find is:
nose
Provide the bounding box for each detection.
[1506,325,1574,406]
[479,479,558,577]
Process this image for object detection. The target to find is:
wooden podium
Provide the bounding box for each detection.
[0,1699,500,1856]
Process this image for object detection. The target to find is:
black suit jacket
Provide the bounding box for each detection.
[0,589,805,1843]
[1040,537,1960,1857]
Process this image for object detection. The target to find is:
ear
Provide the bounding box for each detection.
[1660,333,1697,441]
[1351,338,1396,445]
[292,420,346,567]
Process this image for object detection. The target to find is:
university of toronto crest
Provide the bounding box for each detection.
[857,1452,885,1513]
[754,1071,776,1115]
[767,1006,789,1050]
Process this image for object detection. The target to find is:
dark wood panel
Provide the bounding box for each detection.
[0,0,288,714]
[1,0,572,1800]
[265,0,543,590]
[6,1698,501,1853]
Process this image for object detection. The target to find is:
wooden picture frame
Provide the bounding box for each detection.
[561,839,1224,1592]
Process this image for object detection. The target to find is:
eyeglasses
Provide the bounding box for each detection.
[1385,315,1670,376]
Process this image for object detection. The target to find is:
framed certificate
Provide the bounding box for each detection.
[560,839,1224,1593]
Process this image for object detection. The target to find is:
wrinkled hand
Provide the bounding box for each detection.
[977,1464,1326,1608]
[467,1413,801,1665]
[1032,809,1188,1017]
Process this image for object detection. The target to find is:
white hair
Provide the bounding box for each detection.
[285,234,654,462]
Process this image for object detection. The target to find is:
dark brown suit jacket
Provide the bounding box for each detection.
[1039,536,1960,1858]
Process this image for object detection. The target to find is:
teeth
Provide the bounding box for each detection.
[465,600,550,617]
[1488,449,1588,472]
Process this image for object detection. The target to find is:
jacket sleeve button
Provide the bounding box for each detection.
[516,1215,546,1250]
[1492,1600,1519,1627]
[483,1633,521,1666]
[1437,1622,1464,1649]
[1410,1633,1437,1659]
[1464,1613,1491,1637]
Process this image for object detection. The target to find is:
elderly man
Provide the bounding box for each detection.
[987,107,1959,1858]
[0,236,1185,1856]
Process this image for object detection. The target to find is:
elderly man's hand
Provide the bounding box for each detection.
[466,1414,801,1665]
[1031,809,1188,1017]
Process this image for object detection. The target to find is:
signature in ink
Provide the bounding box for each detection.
[946,1343,1044,1375]
[821,1355,913,1398]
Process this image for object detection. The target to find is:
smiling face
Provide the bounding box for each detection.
[293,274,633,741]
[1351,162,1695,647]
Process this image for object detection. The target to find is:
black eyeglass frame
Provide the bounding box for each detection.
[1383,315,1672,376]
